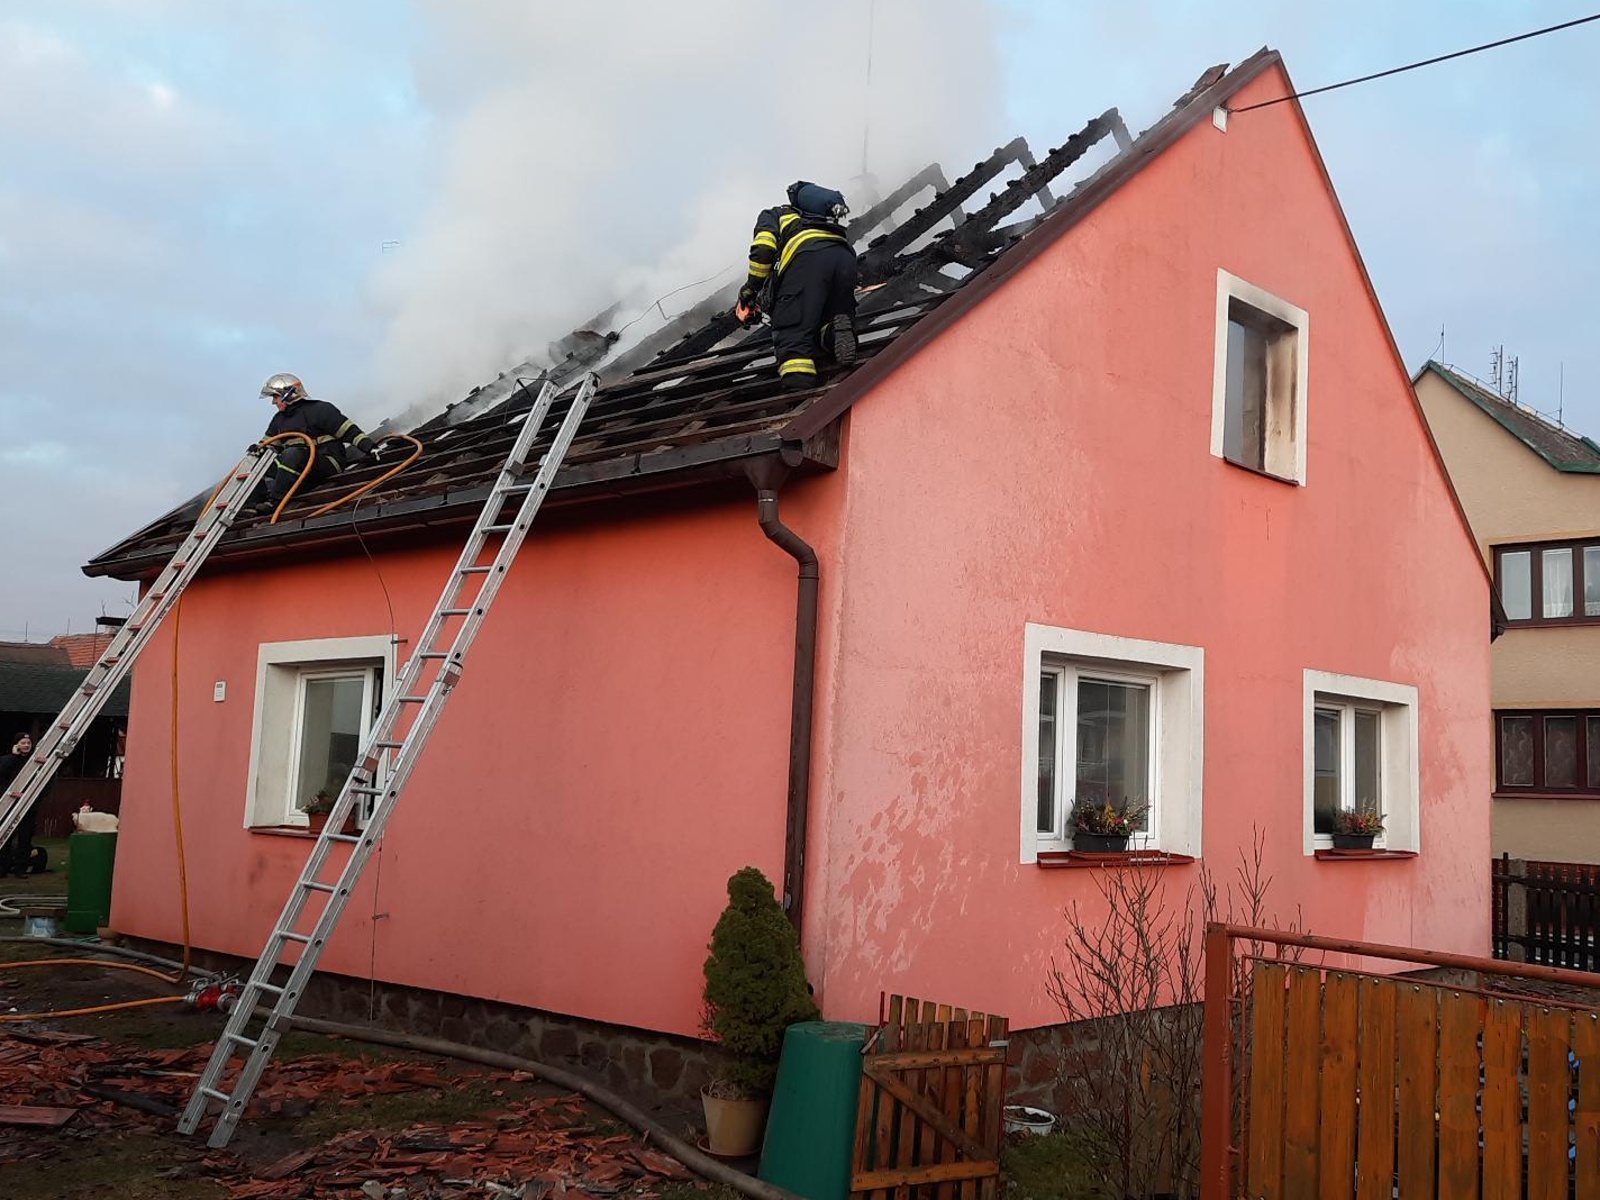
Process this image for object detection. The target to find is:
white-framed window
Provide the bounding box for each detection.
[244,636,396,829]
[1210,269,1309,484]
[1021,624,1204,861]
[1302,670,1419,855]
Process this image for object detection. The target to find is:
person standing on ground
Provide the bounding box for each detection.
[0,734,37,878]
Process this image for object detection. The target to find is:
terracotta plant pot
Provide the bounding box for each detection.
[701,1087,770,1157]
[1332,833,1377,851]
[1074,833,1130,853]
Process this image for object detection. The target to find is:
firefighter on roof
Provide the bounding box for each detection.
[250,373,376,512]
[738,181,859,389]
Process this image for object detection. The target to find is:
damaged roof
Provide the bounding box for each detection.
[0,662,130,719]
[1419,361,1600,475]
[87,50,1282,581]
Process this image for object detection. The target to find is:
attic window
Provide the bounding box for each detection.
[1211,270,1309,484]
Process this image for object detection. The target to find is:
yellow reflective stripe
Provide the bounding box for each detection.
[315,434,337,443]
[778,357,817,376]
[779,212,801,231]
[335,419,356,438]
[777,228,845,274]
[747,261,772,279]
[273,460,301,475]
[752,231,778,249]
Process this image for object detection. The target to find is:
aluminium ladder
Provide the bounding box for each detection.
[0,447,278,851]
[180,372,597,1149]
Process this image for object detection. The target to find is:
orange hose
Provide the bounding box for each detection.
[0,996,185,1022]
[305,434,424,518]
[0,958,184,1021]
[257,431,318,524]
[170,596,193,981]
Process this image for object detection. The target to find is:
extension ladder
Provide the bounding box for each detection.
[180,373,597,1149]
[0,447,277,851]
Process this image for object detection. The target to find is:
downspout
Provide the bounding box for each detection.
[747,458,819,936]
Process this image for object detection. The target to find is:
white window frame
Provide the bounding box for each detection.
[1021,624,1204,862]
[1210,268,1310,485]
[1302,670,1419,856]
[244,636,396,829]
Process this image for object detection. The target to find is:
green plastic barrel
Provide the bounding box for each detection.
[759,1021,868,1200]
[66,831,118,934]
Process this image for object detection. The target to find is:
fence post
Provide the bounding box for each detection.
[1506,857,1528,963]
[1199,923,1233,1200]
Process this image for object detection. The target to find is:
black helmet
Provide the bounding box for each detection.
[787,181,848,220]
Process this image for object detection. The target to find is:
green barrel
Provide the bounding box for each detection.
[65,831,118,934]
[759,1021,868,1200]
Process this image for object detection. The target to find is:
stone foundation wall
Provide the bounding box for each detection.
[122,938,729,1122]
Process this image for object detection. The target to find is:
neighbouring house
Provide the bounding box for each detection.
[82,50,1490,1073]
[1416,361,1600,863]
[0,640,128,835]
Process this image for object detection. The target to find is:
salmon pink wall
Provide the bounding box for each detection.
[804,66,1491,1028]
[111,499,828,1036]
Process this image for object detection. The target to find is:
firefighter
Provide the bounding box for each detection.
[738,181,858,389]
[250,373,377,512]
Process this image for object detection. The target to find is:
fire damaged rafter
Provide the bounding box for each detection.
[87,54,1281,581]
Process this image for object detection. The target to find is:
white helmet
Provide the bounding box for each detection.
[260,373,305,403]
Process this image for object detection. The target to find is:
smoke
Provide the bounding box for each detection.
[366,0,1006,419]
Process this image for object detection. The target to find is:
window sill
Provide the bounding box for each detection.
[248,825,315,839]
[1312,848,1417,862]
[1493,791,1600,802]
[1221,456,1301,487]
[1036,850,1197,869]
[1499,618,1600,630]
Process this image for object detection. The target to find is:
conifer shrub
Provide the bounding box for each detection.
[700,866,820,1097]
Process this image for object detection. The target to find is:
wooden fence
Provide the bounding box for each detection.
[850,995,1009,1200]
[1494,855,1600,971]
[1201,923,1600,1199]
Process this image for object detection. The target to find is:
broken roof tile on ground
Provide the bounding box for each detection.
[0,1032,693,1199]
[86,53,1277,581]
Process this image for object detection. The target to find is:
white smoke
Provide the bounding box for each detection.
[366,0,1006,417]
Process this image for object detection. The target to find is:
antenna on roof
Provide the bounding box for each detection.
[1560,362,1565,426]
[1490,345,1504,397]
[1507,356,1519,407]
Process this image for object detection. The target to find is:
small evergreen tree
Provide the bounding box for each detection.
[701,866,820,1096]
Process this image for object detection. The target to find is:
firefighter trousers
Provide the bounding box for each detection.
[770,241,858,383]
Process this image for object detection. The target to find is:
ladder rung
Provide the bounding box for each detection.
[483,524,515,534]
[349,785,382,795]
[326,832,361,845]
[278,932,312,944]
[199,1087,231,1103]
[417,651,451,659]
[374,740,403,750]
[396,696,427,704]
[439,608,472,616]
[255,981,284,996]
[460,565,493,574]
[301,881,336,894]
[225,1031,259,1049]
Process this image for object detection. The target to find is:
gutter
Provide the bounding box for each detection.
[745,455,819,937]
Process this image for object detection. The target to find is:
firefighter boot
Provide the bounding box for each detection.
[831,314,857,365]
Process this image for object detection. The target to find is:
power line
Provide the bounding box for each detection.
[1230,11,1600,113]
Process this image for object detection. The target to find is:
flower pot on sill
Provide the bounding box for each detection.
[1332,833,1377,851]
[701,1086,769,1157]
[1073,833,1130,853]
[305,811,357,837]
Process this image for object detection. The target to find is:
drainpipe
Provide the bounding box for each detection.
[747,459,819,936]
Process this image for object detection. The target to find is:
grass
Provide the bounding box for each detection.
[1002,1128,1110,1200]
[0,1132,225,1200]
[289,1072,537,1138]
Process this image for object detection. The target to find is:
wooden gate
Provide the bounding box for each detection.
[850,995,1009,1200]
[1201,922,1600,1199]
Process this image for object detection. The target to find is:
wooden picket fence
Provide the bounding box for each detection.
[849,995,1010,1200]
[1201,923,1600,1199]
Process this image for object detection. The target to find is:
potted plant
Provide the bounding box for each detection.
[1070,796,1150,853]
[1332,808,1383,850]
[700,866,820,1157]
[302,791,354,836]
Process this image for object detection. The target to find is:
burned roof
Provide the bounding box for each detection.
[1420,361,1600,475]
[86,51,1280,581]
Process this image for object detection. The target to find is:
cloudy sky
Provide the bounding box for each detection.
[3,1,1596,638]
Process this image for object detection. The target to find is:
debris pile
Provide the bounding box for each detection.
[0,1029,696,1198]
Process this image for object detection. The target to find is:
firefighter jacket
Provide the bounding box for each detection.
[743,205,850,299]
[264,397,374,466]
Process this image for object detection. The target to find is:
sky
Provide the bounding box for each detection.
[3,1,1596,638]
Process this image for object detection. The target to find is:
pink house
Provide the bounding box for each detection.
[86,51,1490,1064]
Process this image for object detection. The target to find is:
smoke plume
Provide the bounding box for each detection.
[366,0,1006,418]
